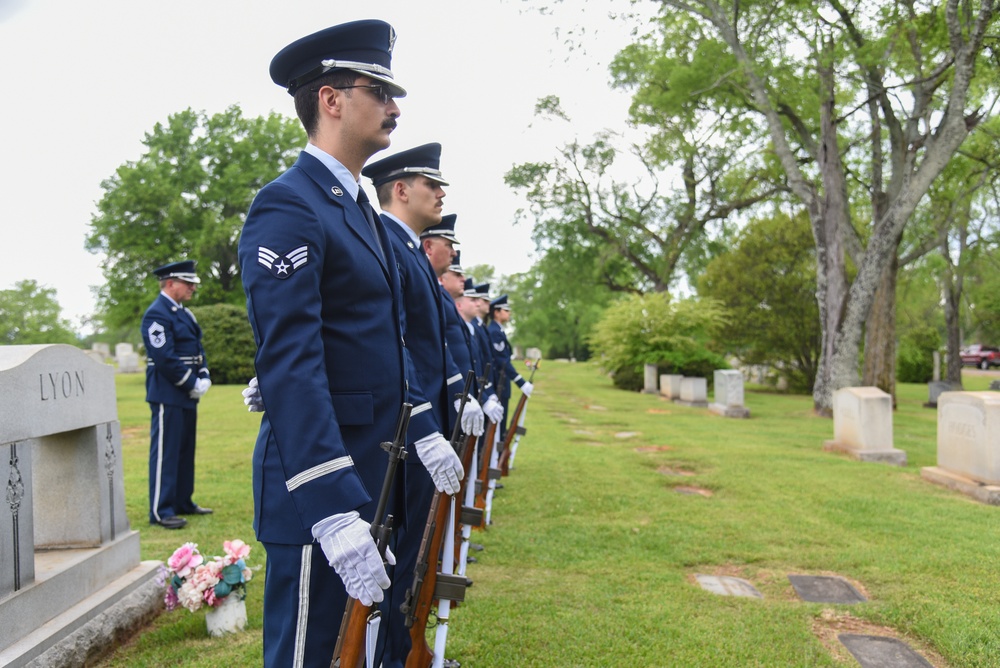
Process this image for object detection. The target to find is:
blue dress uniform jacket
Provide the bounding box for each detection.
[487,319,526,436]
[442,289,494,403]
[238,151,409,546]
[142,294,208,407]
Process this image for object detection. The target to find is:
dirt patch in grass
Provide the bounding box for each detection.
[657,466,695,477]
[646,408,672,415]
[615,431,640,439]
[634,445,673,452]
[674,485,713,497]
[584,404,607,411]
[811,609,951,667]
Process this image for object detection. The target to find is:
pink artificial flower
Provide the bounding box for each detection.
[203,585,218,607]
[178,580,204,612]
[223,539,251,564]
[167,543,203,579]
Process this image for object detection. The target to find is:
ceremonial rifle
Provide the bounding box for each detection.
[402,372,475,668]
[473,368,505,515]
[454,364,491,568]
[331,403,412,668]
[498,359,540,476]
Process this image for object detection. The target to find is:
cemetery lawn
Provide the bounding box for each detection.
[97,365,1000,667]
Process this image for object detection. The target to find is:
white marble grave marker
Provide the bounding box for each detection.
[823,387,906,465]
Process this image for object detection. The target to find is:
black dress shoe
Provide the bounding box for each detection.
[466,556,478,564]
[151,516,187,529]
[179,506,213,515]
[469,542,484,551]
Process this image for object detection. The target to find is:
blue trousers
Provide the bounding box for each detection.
[148,402,197,522]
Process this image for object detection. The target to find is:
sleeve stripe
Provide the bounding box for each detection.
[286,456,355,492]
[174,368,192,386]
[446,374,463,386]
[513,374,523,383]
[410,402,432,416]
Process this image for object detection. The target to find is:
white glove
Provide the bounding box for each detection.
[520,381,533,398]
[189,377,212,399]
[414,432,464,495]
[242,376,264,412]
[454,395,484,436]
[312,511,394,606]
[482,394,504,423]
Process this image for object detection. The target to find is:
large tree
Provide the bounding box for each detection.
[620,0,998,412]
[87,106,305,330]
[505,97,780,295]
[0,280,78,345]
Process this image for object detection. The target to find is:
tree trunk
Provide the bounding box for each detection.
[862,253,898,407]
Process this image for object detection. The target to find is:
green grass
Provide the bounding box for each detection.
[96,367,1000,666]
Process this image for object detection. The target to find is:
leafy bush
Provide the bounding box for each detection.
[897,325,940,384]
[190,303,256,385]
[588,293,730,391]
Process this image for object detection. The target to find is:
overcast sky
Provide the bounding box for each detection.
[0,0,653,330]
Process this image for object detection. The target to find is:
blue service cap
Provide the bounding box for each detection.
[463,277,477,296]
[474,282,491,300]
[490,294,510,311]
[153,260,200,284]
[362,142,448,188]
[446,250,464,275]
[269,20,407,97]
[420,213,460,244]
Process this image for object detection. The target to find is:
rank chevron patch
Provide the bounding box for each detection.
[258,245,308,279]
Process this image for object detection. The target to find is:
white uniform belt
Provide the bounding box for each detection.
[146,355,204,366]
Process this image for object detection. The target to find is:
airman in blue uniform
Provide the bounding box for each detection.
[236,21,429,668]
[142,259,212,530]
[488,295,534,440]
[362,148,481,668]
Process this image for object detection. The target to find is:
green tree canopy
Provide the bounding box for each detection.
[0,280,78,345]
[699,212,820,392]
[588,292,729,390]
[87,105,305,330]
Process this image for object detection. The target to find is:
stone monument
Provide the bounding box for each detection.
[823,387,906,466]
[675,377,708,408]
[659,374,683,400]
[708,369,750,418]
[642,364,658,395]
[925,380,961,409]
[0,345,162,667]
[922,391,1000,504]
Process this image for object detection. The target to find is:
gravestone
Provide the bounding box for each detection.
[90,343,110,359]
[838,635,933,668]
[116,352,141,374]
[0,345,162,667]
[921,391,1000,504]
[675,377,708,408]
[659,374,683,400]
[113,342,133,360]
[525,347,542,361]
[925,380,961,409]
[695,574,762,599]
[823,387,906,466]
[709,369,750,418]
[990,380,1000,391]
[787,575,866,604]
[642,364,658,394]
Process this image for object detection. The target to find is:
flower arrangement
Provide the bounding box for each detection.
[164,539,253,613]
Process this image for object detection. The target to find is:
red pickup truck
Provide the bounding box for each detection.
[960,344,1000,370]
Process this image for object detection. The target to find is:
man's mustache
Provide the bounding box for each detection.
[382,119,397,130]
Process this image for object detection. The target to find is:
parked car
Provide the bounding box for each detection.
[960,344,1000,370]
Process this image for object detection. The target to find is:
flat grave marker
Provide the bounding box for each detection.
[838,634,933,668]
[788,575,866,604]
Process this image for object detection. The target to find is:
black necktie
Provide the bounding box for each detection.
[356,187,386,263]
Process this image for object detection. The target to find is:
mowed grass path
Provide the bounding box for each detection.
[98,364,1000,667]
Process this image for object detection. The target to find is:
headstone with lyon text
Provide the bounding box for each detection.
[675,377,708,408]
[922,391,1000,505]
[0,345,161,667]
[659,374,683,400]
[709,369,750,418]
[823,387,906,466]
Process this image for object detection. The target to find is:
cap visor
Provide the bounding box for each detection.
[354,70,407,98]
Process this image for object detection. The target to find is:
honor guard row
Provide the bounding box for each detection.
[230,19,538,668]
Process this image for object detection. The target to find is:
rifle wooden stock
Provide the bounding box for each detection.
[402,372,475,668]
[499,360,539,476]
[473,418,499,514]
[330,403,412,668]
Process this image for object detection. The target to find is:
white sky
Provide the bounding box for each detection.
[0,0,654,330]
